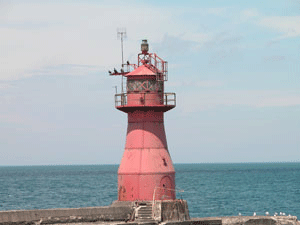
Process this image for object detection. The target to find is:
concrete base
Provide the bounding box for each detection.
[153,200,190,222]
[111,199,190,223]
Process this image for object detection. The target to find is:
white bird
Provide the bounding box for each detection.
[288,214,291,217]
[239,212,242,216]
[265,212,269,216]
[253,212,256,216]
[283,213,286,216]
[280,212,283,216]
[274,212,278,216]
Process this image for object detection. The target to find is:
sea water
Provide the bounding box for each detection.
[0,163,299,218]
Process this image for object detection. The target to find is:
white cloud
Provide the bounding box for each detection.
[180,7,229,16]
[25,64,105,77]
[0,1,179,81]
[264,55,285,62]
[2,1,256,83]
[179,32,212,47]
[0,113,26,124]
[169,80,224,88]
[205,7,228,16]
[0,2,235,81]
[259,16,300,40]
[0,83,15,89]
[240,8,260,21]
[180,90,300,113]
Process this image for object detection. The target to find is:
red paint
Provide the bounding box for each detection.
[110,40,176,201]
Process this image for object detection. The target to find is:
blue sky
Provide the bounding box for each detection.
[0,0,299,165]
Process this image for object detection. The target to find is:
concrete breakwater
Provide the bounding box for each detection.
[0,205,133,225]
[159,216,300,225]
[0,200,190,224]
[0,207,299,225]
[0,199,298,225]
[220,215,299,225]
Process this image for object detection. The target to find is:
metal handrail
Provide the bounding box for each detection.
[151,187,184,220]
[115,93,127,106]
[164,92,176,106]
[138,53,168,81]
[115,92,176,107]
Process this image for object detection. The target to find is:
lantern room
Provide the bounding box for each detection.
[111,40,176,113]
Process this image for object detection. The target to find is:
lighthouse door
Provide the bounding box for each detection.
[159,176,173,200]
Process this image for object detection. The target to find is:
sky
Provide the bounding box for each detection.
[0,0,299,166]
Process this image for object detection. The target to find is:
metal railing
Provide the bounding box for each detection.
[163,92,176,106]
[115,92,176,107]
[115,93,127,106]
[138,53,168,81]
[152,187,184,220]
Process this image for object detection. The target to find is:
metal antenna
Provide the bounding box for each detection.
[117,28,126,67]
[117,28,127,93]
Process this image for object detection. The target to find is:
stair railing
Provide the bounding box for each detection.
[152,187,185,220]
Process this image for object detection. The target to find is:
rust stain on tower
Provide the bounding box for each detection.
[109,40,176,201]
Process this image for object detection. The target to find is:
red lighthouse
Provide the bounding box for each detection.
[110,40,176,201]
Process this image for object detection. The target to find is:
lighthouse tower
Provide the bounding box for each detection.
[110,40,176,201]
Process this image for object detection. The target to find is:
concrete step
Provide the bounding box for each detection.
[135,203,154,223]
[139,209,152,213]
[138,214,153,217]
[139,213,152,216]
[139,213,152,215]
[139,217,153,220]
[140,206,152,209]
[138,207,153,213]
[135,219,156,223]
[139,208,152,210]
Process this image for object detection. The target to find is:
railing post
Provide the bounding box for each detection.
[152,187,156,219]
[151,187,185,221]
[166,94,168,106]
[174,93,176,106]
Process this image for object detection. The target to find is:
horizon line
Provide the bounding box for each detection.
[1,161,299,167]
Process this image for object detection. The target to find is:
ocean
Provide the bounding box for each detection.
[0,163,299,218]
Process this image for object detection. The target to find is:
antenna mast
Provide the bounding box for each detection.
[117,28,127,93]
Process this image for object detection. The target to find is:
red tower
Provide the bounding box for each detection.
[110,40,176,201]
